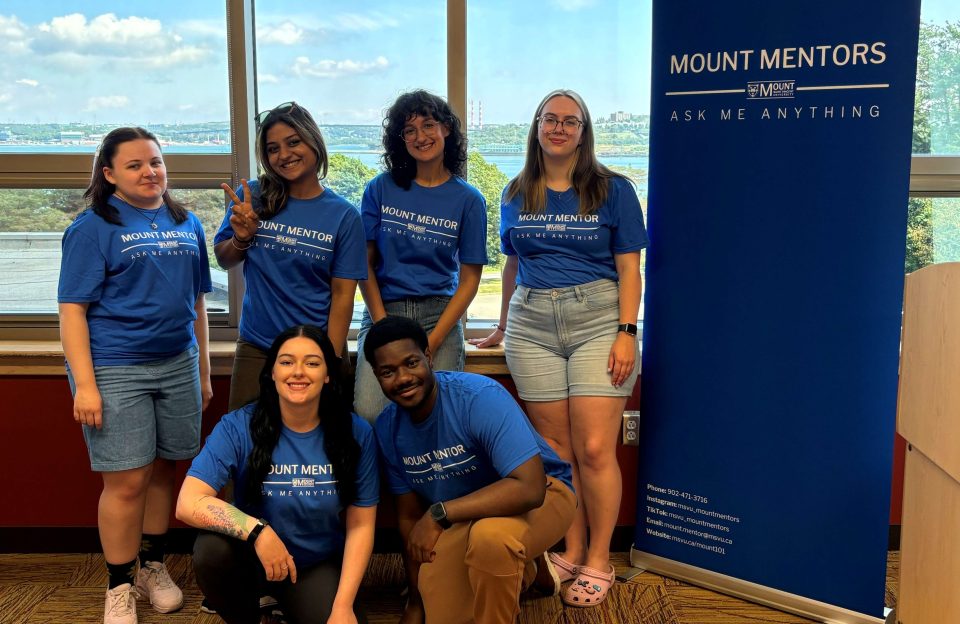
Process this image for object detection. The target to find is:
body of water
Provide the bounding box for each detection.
[2,145,648,192]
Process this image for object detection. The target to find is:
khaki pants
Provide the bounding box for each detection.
[419,477,576,624]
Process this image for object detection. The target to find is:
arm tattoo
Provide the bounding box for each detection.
[192,496,250,540]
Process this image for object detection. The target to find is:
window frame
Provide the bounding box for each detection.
[2,0,958,343]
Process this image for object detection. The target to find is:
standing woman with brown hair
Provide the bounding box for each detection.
[215,102,367,412]
[471,89,648,607]
[58,127,213,623]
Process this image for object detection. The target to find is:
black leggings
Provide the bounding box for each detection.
[193,532,365,624]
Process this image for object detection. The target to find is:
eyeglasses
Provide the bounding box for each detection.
[538,115,583,134]
[255,101,300,129]
[400,120,441,143]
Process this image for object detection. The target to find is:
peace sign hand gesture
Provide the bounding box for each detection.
[221,178,258,241]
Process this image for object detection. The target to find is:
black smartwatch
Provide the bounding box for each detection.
[247,518,269,543]
[617,323,638,336]
[429,501,452,529]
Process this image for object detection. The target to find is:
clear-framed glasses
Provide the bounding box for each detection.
[400,120,442,143]
[255,101,300,129]
[538,115,583,134]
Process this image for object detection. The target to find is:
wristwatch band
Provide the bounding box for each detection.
[618,322,638,336]
[429,501,452,529]
[247,518,269,543]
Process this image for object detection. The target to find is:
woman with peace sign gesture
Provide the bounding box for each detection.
[213,102,367,412]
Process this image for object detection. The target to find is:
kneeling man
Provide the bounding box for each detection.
[364,316,577,624]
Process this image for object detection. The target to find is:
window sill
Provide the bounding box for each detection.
[0,340,509,376]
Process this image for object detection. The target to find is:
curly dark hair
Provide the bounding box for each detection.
[382,90,467,190]
[245,325,360,507]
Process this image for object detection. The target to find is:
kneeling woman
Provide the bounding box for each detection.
[177,325,379,624]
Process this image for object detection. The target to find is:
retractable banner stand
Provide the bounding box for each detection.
[634,2,919,622]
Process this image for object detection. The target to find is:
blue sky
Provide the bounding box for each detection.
[0,0,953,126]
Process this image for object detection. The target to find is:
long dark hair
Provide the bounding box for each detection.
[382,90,467,190]
[83,127,188,225]
[505,89,625,216]
[245,325,360,506]
[255,103,329,219]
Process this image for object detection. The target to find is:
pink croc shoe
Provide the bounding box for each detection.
[562,564,615,607]
[547,552,580,583]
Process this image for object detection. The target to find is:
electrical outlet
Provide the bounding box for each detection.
[622,410,640,446]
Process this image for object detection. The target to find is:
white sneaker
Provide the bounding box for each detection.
[135,561,184,613]
[104,583,137,624]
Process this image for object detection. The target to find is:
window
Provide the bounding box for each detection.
[466,0,652,321]
[0,1,234,334]
[909,0,960,272]
[251,1,447,321]
[1,0,955,339]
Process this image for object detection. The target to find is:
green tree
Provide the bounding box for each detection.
[905,198,933,273]
[325,153,379,208]
[914,21,960,155]
[467,151,509,267]
[905,21,960,272]
[179,189,227,269]
[0,189,84,231]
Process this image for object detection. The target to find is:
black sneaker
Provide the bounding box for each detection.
[260,595,286,624]
[200,597,216,614]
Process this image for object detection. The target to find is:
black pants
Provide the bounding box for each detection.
[193,532,365,624]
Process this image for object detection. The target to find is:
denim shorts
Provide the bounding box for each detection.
[354,296,465,422]
[505,279,639,402]
[68,345,202,472]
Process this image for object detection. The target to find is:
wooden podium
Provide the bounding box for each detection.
[896,263,960,624]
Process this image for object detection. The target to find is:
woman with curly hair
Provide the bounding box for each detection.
[353,90,488,422]
[177,324,379,624]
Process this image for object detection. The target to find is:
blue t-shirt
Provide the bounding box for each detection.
[374,371,573,501]
[215,180,367,350]
[187,405,380,568]
[58,196,212,366]
[500,176,649,289]
[361,173,488,302]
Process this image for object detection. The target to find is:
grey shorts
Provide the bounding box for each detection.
[68,345,202,472]
[505,279,639,402]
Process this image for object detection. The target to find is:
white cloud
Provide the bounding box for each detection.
[259,73,280,84]
[327,12,400,32]
[178,104,195,111]
[15,79,39,87]
[550,0,599,10]
[0,14,30,55]
[174,19,227,40]
[257,11,399,45]
[84,95,129,112]
[31,13,213,68]
[0,94,12,104]
[37,13,163,48]
[258,21,303,45]
[291,55,389,79]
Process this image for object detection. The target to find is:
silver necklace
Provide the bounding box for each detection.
[115,193,163,230]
